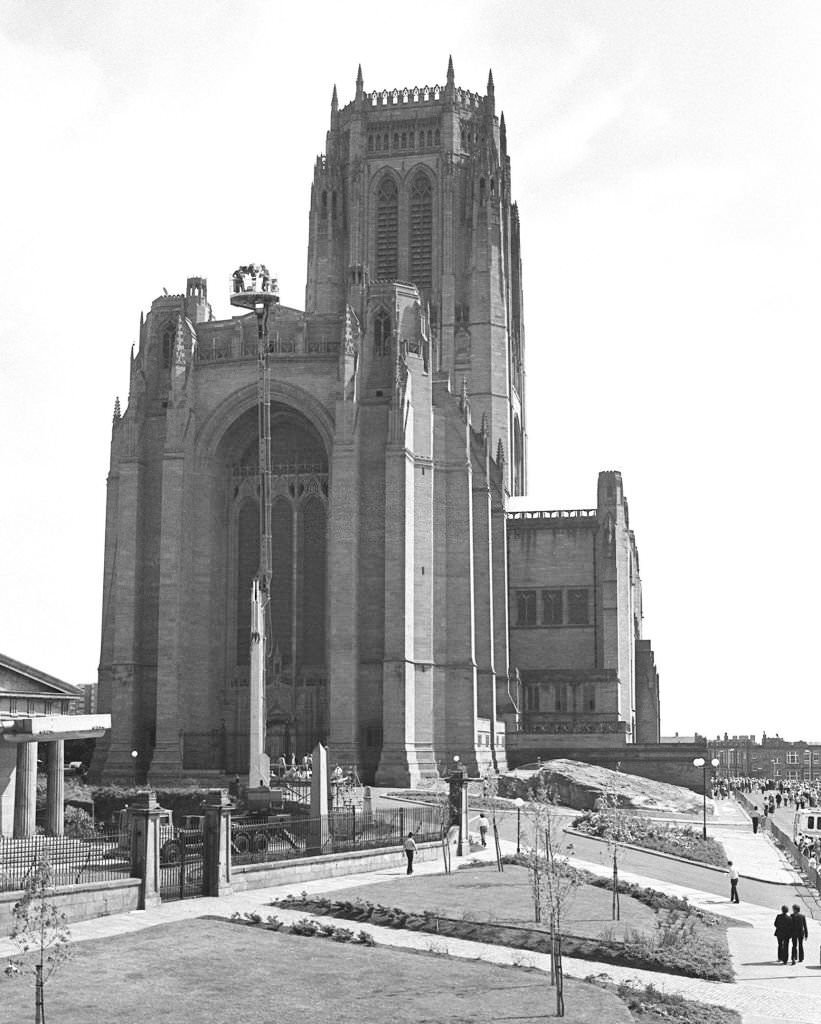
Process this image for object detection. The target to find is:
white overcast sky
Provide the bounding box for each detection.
[1,1,819,743]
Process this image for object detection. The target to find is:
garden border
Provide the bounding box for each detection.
[561,826,774,883]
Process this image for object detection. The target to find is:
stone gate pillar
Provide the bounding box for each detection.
[204,789,233,897]
[130,791,162,909]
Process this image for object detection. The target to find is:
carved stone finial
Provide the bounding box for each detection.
[487,68,494,94]
[496,437,505,466]
[447,55,455,86]
[355,64,364,99]
[113,396,121,423]
[331,83,338,111]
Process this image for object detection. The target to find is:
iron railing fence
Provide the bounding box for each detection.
[0,827,131,892]
[231,805,443,866]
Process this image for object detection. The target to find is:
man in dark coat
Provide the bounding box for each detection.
[751,807,760,834]
[774,905,792,964]
[791,904,809,964]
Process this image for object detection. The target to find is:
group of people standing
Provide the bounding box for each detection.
[774,904,810,965]
[722,776,820,810]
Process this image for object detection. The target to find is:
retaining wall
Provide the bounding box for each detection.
[0,877,141,936]
[229,840,444,892]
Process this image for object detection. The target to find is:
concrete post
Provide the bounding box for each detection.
[204,788,233,897]
[13,741,37,838]
[0,741,17,837]
[46,739,65,836]
[130,791,162,909]
[248,579,271,786]
[308,742,329,854]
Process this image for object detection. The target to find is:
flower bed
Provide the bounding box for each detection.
[572,812,728,867]
[274,893,734,982]
[588,977,742,1024]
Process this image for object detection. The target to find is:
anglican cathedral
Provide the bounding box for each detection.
[91,61,662,787]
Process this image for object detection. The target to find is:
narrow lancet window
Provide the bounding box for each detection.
[410,171,433,293]
[375,176,398,279]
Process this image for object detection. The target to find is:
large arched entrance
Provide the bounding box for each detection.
[218,402,329,769]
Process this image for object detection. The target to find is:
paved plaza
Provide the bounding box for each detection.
[1,794,818,1023]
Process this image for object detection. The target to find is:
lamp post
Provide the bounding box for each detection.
[693,756,720,840]
[514,797,524,854]
[131,749,138,788]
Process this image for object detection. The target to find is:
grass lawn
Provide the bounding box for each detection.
[312,864,664,942]
[0,916,634,1023]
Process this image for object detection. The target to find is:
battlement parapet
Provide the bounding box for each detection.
[340,82,488,117]
[508,509,598,522]
[507,509,600,532]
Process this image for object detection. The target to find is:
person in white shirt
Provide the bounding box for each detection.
[403,832,418,874]
[477,813,489,848]
[728,860,740,903]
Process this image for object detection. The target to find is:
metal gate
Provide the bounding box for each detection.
[159,826,207,901]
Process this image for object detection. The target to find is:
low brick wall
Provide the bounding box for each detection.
[1,877,141,936]
[229,840,444,892]
[505,739,709,793]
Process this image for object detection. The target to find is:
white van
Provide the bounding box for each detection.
[793,810,821,843]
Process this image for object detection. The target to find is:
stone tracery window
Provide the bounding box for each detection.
[409,171,433,293]
[375,175,398,279]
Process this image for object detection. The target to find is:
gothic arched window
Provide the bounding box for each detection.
[162,322,175,369]
[373,309,391,357]
[410,171,433,293]
[375,176,398,280]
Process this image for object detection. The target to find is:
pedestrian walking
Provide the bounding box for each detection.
[791,904,809,964]
[727,861,740,903]
[477,812,489,848]
[403,832,418,875]
[774,905,792,964]
[752,807,760,834]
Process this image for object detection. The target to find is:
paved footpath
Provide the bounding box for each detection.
[2,797,819,1024]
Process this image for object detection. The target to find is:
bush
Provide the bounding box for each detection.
[63,806,96,840]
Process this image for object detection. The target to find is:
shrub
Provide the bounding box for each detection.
[63,806,96,840]
[290,918,319,937]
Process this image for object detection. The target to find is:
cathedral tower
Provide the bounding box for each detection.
[306,59,527,494]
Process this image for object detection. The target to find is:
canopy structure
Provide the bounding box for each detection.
[0,714,110,838]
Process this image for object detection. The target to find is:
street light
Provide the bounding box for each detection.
[131,749,138,788]
[514,797,525,854]
[693,756,720,840]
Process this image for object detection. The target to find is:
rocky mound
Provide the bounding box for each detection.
[501,759,711,815]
